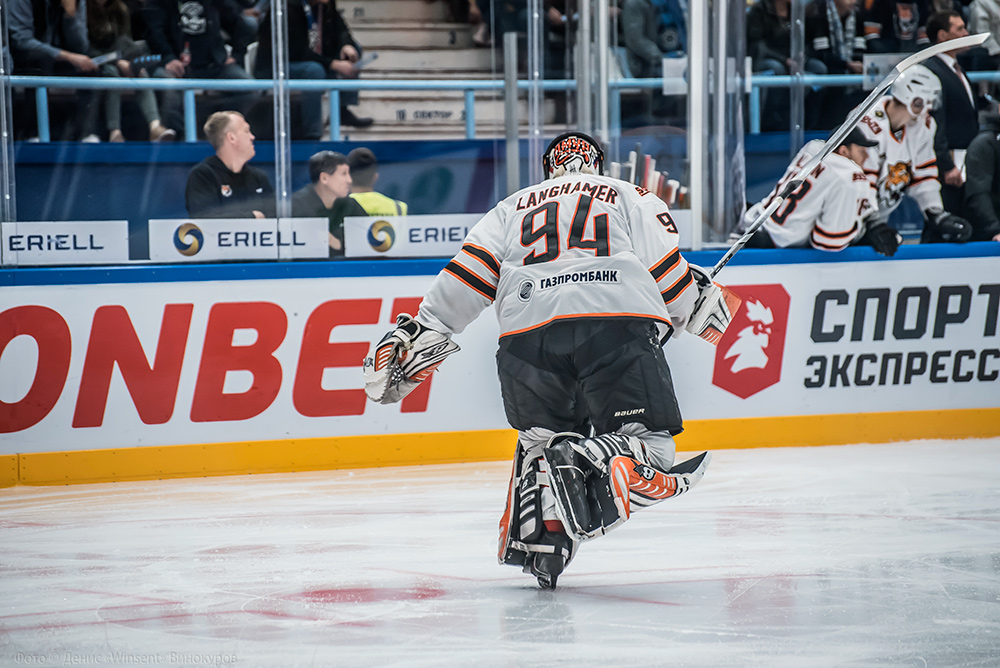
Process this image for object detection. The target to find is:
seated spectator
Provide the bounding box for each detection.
[962,103,1000,241]
[923,9,979,233]
[186,110,274,218]
[861,0,931,53]
[622,0,682,79]
[143,0,256,135]
[747,0,829,131]
[347,148,408,216]
[807,0,868,129]
[807,0,866,74]
[292,151,366,257]
[84,0,176,142]
[621,0,686,126]
[255,0,373,131]
[969,0,1000,72]
[8,0,98,140]
[738,128,901,256]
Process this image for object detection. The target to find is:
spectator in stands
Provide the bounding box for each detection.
[186,110,274,218]
[962,103,1000,240]
[143,0,256,135]
[807,0,866,74]
[292,151,367,257]
[622,0,678,79]
[347,148,408,216]
[969,0,1000,71]
[84,0,176,142]
[8,0,98,140]
[739,128,902,255]
[747,0,829,131]
[807,0,868,128]
[255,0,373,131]
[621,0,685,125]
[861,0,931,53]
[923,10,979,236]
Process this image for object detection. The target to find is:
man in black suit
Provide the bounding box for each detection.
[922,10,979,241]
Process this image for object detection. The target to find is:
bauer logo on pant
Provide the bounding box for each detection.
[712,284,790,399]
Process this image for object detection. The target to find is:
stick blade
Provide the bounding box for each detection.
[894,33,988,73]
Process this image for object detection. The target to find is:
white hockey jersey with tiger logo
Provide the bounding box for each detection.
[414,174,700,340]
[744,139,878,251]
[856,97,941,217]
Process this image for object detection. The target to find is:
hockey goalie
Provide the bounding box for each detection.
[363,132,741,589]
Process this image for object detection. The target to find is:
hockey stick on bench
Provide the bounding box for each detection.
[710,31,989,280]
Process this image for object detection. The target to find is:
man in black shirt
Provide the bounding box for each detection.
[186,110,274,218]
[144,0,256,133]
[292,151,366,257]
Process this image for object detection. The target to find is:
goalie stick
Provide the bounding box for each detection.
[710,32,989,280]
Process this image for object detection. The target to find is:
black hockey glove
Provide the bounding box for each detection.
[924,210,973,243]
[864,221,902,257]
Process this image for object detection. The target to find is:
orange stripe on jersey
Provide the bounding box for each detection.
[814,222,859,240]
[649,249,680,281]
[499,312,671,338]
[461,243,501,277]
[911,175,937,185]
[661,269,694,304]
[812,238,851,251]
[915,159,936,170]
[444,261,497,301]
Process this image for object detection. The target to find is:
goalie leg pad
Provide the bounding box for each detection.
[621,450,712,512]
[541,434,592,538]
[498,442,557,567]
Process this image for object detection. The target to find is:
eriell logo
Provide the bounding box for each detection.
[368,220,396,252]
[712,284,790,399]
[174,223,204,256]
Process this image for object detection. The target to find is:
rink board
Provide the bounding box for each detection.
[2,248,999,486]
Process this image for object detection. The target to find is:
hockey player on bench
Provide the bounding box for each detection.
[363,132,741,589]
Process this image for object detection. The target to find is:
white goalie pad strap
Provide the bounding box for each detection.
[684,265,742,346]
[363,314,460,404]
[511,540,560,554]
[571,433,648,475]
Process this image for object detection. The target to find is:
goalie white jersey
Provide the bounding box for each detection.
[857,97,942,217]
[744,139,877,251]
[414,174,700,339]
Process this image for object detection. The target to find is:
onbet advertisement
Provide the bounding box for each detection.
[1,256,997,455]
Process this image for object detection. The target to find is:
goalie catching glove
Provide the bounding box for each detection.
[363,314,460,404]
[684,265,742,345]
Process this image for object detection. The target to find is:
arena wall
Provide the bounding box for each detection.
[2,245,998,487]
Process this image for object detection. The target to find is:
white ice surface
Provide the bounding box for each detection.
[2,439,999,668]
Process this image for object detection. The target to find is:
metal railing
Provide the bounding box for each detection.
[8,70,1000,142]
[8,75,573,142]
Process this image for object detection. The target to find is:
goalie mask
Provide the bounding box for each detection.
[890,65,940,119]
[542,132,605,179]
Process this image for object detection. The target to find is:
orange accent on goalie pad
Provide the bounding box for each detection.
[699,284,744,346]
[410,360,443,383]
[608,456,682,519]
[374,343,395,370]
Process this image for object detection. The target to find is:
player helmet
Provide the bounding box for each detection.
[890,65,941,118]
[542,132,605,179]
